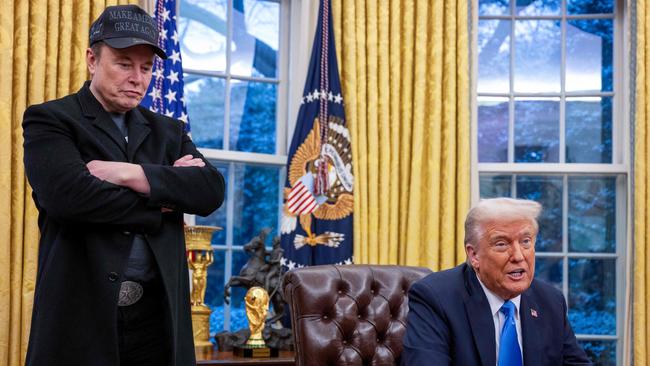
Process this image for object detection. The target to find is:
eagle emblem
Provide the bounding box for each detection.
[281,116,354,249]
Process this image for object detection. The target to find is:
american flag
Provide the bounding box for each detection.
[140,0,190,131]
[280,0,353,270]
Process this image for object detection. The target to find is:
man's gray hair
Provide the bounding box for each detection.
[464,197,542,246]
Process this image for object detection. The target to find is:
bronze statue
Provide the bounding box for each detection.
[224,229,286,325]
[263,237,283,297]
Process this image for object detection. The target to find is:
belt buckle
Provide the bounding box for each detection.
[118,280,144,307]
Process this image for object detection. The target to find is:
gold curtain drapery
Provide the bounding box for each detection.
[0,1,135,365]
[635,0,650,363]
[332,0,470,269]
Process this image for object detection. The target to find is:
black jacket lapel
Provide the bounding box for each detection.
[126,108,151,163]
[91,114,128,155]
[77,82,128,156]
[463,264,497,366]
[521,290,541,366]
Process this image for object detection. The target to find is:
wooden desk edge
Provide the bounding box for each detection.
[196,347,295,365]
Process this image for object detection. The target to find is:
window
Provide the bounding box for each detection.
[474,0,627,364]
[178,0,290,335]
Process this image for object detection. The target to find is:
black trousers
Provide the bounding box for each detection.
[117,279,171,366]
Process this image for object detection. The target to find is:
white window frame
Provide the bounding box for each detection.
[470,0,632,364]
[179,0,290,331]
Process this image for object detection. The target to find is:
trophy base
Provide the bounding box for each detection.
[194,340,214,348]
[191,305,212,348]
[192,304,212,314]
[233,345,279,358]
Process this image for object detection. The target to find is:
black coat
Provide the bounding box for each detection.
[402,263,592,366]
[23,82,225,366]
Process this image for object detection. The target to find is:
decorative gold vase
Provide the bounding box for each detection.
[185,225,221,348]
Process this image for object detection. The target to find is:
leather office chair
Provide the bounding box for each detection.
[283,265,431,366]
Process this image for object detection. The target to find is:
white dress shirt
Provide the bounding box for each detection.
[477,275,524,365]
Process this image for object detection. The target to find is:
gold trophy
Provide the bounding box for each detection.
[245,287,269,347]
[185,225,221,348]
[233,287,279,357]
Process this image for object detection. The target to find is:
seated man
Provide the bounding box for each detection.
[402,198,591,366]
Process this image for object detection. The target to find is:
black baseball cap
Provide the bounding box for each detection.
[89,5,167,59]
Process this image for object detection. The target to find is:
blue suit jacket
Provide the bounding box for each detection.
[402,263,592,366]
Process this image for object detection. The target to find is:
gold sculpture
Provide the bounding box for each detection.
[245,287,270,348]
[185,225,221,348]
[189,252,212,306]
[233,286,278,357]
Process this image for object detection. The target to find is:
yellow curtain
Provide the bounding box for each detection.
[635,0,650,363]
[0,1,135,365]
[332,0,470,270]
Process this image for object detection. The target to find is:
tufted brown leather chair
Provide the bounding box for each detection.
[283,265,431,366]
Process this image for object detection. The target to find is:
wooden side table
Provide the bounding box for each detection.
[196,346,295,366]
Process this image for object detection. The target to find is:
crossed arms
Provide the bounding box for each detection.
[23,103,224,230]
[86,154,206,196]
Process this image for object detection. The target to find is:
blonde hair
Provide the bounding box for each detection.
[464,198,542,246]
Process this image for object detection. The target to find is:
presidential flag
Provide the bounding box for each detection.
[280,0,353,271]
[140,0,189,130]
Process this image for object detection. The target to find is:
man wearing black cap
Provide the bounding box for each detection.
[22,5,224,366]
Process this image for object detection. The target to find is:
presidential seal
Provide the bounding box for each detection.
[281,116,354,250]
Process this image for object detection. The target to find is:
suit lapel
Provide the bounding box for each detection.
[77,82,128,157]
[521,290,541,366]
[463,265,497,366]
[126,108,151,163]
[91,114,128,155]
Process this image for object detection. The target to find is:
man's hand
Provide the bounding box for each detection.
[86,160,151,195]
[174,154,205,168]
